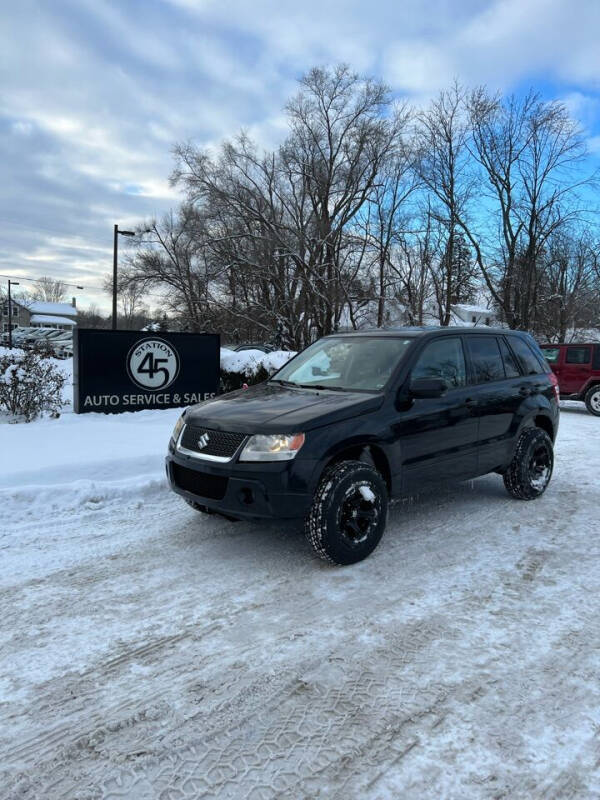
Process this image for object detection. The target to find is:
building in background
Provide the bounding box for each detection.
[450,304,498,327]
[0,298,78,332]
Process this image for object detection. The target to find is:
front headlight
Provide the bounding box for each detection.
[239,433,305,461]
[171,413,186,443]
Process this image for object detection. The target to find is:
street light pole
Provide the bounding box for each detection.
[7,279,19,349]
[112,225,135,330]
[112,224,118,331]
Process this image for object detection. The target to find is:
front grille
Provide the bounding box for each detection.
[171,463,228,500]
[179,425,246,459]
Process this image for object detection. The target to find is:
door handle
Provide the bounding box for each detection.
[518,385,531,396]
[465,398,478,407]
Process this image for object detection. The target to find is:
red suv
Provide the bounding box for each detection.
[540,343,600,416]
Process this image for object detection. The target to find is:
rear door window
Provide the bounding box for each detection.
[465,336,506,383]
[593,346,600,370]
[565,346,591,365]
[508,336,544,375]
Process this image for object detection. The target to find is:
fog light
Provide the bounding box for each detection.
[239,488,254,505]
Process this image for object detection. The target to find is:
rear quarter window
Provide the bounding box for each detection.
[507,336,545,375]
[498,337,521,377]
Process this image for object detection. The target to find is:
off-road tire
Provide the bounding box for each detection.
[503,428,554,500]
[584,385,600,416]
[305,460,388,565]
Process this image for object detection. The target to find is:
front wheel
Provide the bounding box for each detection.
[305,460,388,565]
[584,385,600,416]
[503,428,554,500]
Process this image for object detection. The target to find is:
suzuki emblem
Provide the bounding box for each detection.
[197,433,210,450]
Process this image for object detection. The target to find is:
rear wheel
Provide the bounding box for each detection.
[503,428,554,500]
[305,460,388,565]
[584,385,600,416]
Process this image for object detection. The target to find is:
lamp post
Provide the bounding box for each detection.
[7,279,19,349]
[112,225,136,330]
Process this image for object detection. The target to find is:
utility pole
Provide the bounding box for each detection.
[112,225,135,330]
[7,279,19,349]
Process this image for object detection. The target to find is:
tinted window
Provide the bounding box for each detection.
[542,347,560,364]
[498,337,521,377]
[593,346,600,370]
[565,346,591,365]
[412,337,466,389]
[508,336,544,375]
[466,336,506,383]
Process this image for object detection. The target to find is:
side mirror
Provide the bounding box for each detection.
[409,377,448,399]
[311,366,325,376]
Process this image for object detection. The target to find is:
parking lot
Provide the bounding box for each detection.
[1,405,599,799]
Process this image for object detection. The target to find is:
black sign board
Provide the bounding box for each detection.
[73,329,220,413]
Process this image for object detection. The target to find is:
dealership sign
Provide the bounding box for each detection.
[73,329,219,413]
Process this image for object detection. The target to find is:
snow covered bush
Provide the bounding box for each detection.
[219,348,296,393]
[0,349,67,422]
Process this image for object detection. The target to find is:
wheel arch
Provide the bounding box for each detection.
[532,413,555,442]
[318,440,392,493]
[582,379,600,394]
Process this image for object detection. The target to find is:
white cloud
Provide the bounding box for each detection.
[1,0,599,311]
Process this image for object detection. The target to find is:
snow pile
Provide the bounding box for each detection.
[220,348,296,377]
[262,350,297,373]
[0,406,181,511]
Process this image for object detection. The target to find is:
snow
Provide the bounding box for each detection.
[29,314,76,326]
[1,400,599,796]
[452,303,495,315]
[26,301,78,317]
[220,347,296,375]
[359,484,376,502]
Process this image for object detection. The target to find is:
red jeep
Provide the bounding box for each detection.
[540,343,600,416]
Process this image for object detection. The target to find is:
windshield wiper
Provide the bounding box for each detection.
[270,379,298,387]
[296,383,347,391]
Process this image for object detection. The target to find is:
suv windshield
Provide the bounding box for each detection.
[272,336,413,392]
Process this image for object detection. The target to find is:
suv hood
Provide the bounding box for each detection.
[184,382,384,433]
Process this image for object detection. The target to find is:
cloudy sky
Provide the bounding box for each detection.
[2,0,600,311]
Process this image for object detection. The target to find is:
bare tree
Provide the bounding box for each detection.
[282,65,399,336]
[31,277,67,303]
[415,83,475,325]
[360,106,419,326]
[122,206,219,332]
[466,89,592,329]
[172,65,400,346]
[120,67,599,345]
[536,230,600,341]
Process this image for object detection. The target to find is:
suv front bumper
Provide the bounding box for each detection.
[165,447,317,520]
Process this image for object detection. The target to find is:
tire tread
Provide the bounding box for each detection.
[305,460,386,565]
[503,427,553,501]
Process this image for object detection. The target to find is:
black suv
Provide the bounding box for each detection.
[166,328,559,565]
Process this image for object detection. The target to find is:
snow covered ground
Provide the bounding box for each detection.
[1,404,600,799]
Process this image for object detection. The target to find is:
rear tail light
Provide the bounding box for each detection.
[549,372,560,403]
